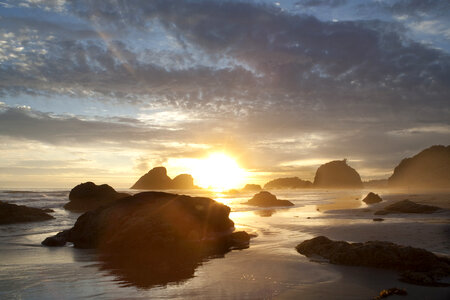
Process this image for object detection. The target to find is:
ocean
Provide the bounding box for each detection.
[0,189,449,299]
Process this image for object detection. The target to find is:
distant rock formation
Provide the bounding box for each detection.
[42,191,250,288]
[388,145,450,189]
[131,167,197,190]
[171,174,195,189]
[264,177,312,189]
[296,236,450,286]
[313,159,362,188]
[0,201,54,224]
[64,182,129,212]
[374,199,441,215]
[242,184,262,192]
[245,191,294,207]
[362,192,382,204]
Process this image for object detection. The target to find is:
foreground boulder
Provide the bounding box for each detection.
[313,159,362,188]
[43,192,250,287]
[362,192,382,204]
[264,177,312,189]
[131,167,197,190]
[374,199,441,215]
[0,201,54,224]
[296,236,450,286]
[388,145,450,189]
[64,182,129,212]
[245,191,294,207]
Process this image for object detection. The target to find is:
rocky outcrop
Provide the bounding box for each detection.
[0,201,54,224]
[374,199,441,215]
[131,167,197,190]
[296,236,450,286]
[42,192,250,287]
[362,192,382,204]
[388,145,450,189]
[313,160,362,188]
[264,177,312,189]
[373,288,407,299]
[245,191,294,207]
[242,184,262,192]
[171,174,195,189]
[64,182,129,212]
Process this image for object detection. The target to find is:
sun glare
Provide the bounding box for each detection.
[191,153,246,191]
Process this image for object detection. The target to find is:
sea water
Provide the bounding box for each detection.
[0,189,449,299]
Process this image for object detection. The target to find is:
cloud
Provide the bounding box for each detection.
[295,0,347,8]
[0,0,448,113]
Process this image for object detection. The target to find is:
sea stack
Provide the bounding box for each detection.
[313,159,362,188]
[388,145,450,189]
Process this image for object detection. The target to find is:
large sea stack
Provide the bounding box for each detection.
[313,159,362,188]
[388,145,450,189]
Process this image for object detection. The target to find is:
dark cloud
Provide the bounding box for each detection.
[0,106,182,145]
[1,0,448,114]
[295,0,347,8]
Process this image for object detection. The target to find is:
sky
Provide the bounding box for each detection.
[0,0,449,188]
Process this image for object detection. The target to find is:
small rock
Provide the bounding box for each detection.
[362,192,382,204]
[373,287,407,299]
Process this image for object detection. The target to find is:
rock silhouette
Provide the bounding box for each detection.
[245,191,294,207]
[131,167,197,190]
[296,236,450,286]
[388,145,450,189]
[313,159,362,188]
[242,184,262,192]
[42,191,250,288]
[374,199,441,215]
[0,201,54,224]
[264,177,312,189]
[64,182,129,212]
[362,192,382,204]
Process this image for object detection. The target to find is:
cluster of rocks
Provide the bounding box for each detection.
[131,167,197,190]
[296,236,450,286]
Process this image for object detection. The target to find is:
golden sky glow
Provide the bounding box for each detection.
[168,153,246,191]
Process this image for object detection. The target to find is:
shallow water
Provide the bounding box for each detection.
[1,189,449,299]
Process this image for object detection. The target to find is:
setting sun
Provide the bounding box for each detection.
[190,153,246,191]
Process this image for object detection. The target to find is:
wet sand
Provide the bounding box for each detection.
[0,189,449,299]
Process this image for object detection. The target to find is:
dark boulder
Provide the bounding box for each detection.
[131,167,198,190]
[0,201,54,225]
[42,191,250,287]
[313,160,362,188]
[388,145,450,189]
[296,236,450,286]
[64,182,129,212]
[362,192,382,204]
[245,191,294,207]
[374,199,441,215]
[264,177,312,189]
[242,184,262,192]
